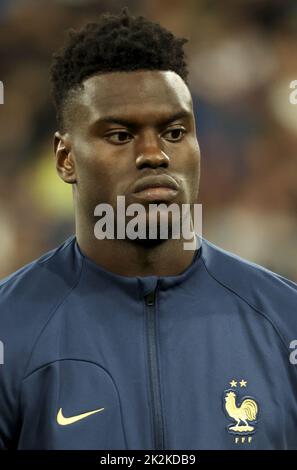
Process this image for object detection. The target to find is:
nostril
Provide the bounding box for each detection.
[135,152,170,169]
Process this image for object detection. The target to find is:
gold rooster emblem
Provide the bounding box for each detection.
[224,390,259,433]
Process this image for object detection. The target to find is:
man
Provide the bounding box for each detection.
[0,8,297,450]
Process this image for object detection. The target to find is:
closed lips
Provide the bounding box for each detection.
[132,175,179,193]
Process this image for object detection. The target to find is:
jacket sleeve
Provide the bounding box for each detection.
[0,300,24,450]
[0,334,21,449]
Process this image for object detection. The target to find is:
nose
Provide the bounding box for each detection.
[135,129,170,169]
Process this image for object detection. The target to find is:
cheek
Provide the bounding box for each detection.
[75,159,113,207]
[188,150,200,177]
[75,137,130,183]
[181,144,201,199]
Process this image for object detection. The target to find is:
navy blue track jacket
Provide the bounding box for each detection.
[0,234,297,450]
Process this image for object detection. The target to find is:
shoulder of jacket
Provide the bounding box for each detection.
[0,235,84,395]
[201,238,297,346]
[0,235,82,327]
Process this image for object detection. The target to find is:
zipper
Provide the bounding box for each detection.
[144,285,165,450]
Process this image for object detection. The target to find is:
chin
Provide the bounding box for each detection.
[127,222,176,246]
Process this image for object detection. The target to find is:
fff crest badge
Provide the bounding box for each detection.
[223,379,260,445]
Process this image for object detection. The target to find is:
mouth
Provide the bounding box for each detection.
[131,175,179,203]
[131,187,178,202]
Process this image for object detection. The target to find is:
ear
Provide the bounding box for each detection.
[53,131,77,184]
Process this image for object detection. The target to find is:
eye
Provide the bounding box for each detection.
[104,131,133,145]
[162,127,186,142]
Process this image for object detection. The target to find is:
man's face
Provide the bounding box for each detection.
[56,70,201,240]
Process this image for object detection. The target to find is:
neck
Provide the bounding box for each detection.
[76,223,198,278]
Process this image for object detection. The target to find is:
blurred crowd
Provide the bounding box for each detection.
[0,0,297,280]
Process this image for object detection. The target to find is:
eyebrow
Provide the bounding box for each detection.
[91,110,191,129]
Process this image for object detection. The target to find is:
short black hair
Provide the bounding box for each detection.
[50,7,189,132]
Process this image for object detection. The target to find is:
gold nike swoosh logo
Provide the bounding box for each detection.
[57,407,105,426]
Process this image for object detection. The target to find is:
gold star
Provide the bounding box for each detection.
[230,380,237,388]
[240,379,247,387]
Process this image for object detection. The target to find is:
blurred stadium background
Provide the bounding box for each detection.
[0,0,297,280]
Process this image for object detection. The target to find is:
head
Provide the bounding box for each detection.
[51,8,201,244]
[225,391,236,402]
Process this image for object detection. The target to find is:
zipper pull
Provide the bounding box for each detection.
[145,290,156,306]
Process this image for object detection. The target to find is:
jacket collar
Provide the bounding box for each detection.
[73,234,203,296]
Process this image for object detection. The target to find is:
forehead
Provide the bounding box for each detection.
[76,70,193,125]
